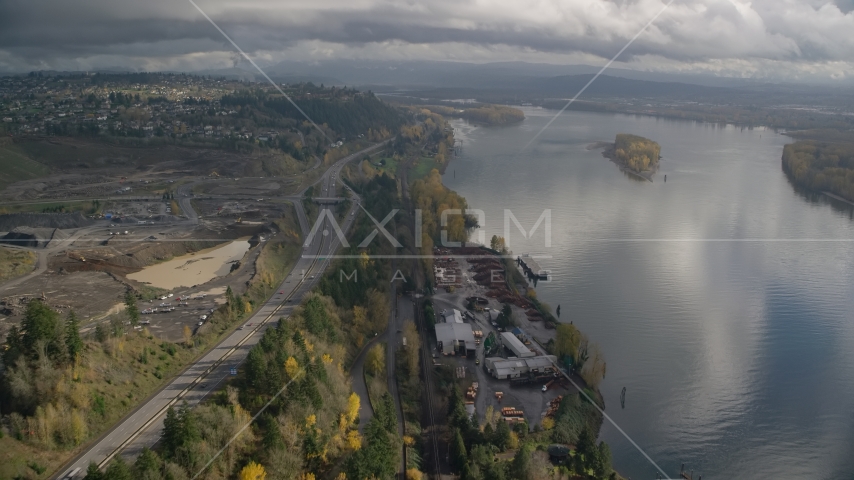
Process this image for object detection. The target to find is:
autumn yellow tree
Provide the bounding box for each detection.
[347,429,362,450]
[347,392,360,424]
[554,323,582,360]
[541,417,555,430]
[285,356,300,379]
[239,461,266,480]
[183,325,193,346]
[508,430,520,449]
[580,343,607,388]
[366,343,385,376]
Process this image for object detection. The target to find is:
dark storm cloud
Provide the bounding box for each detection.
[0,0,852,77]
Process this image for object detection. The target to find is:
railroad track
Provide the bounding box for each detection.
[416,298,442,478]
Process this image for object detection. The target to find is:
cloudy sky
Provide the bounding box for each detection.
[1,0,853,83]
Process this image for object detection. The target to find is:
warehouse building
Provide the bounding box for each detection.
[483,355,558,379]
[435,322,476,357]
[501,331,534,358]
[441,308,463,324]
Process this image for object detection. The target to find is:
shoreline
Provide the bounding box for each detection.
[823,191,854,207]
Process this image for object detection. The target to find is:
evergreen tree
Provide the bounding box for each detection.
[162,405,181,455]
[494,420,512,451]
[104,457,133,480]
[261,413,284,451]
[510,444,532,480]
[125,290,139,326]
[592,441,613,479]
[345,418,397,480]
[21,300,62,360]
[84,462,104,480]
[1,325,24,366]
[134,447,163,480]
[450,428,468,473]
[576,426,597,473]
[65,310,83,362]
[483,422,494,442]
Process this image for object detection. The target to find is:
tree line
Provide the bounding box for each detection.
[782,140,854,202]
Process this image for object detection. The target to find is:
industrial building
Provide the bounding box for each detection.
[483,355,558,379]
[501,331,534,358]
[441,308,463,324]
[435,322,476,357]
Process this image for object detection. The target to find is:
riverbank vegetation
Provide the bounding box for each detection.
[459,105,525,125]
[411,169,478,275]
[782,139,854,202]
[417,104,525,126]
[443,383,614,480]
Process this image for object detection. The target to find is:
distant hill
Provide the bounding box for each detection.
[263,59,760,89]
[531,73,724,97]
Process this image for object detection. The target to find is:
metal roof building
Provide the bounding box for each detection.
[436,322,476,356]
[441,308,463,323]
[501,331,534,358]
[484,355,558,379]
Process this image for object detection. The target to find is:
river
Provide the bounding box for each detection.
[442,108,854,479]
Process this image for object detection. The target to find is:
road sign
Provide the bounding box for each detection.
[230,367,237,376]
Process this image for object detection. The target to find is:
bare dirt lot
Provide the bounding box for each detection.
[0,137,313,203]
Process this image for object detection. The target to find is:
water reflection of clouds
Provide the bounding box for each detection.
[443,109,854,478]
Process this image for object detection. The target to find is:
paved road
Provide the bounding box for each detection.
[53,142,385,479]
[176,180,203,224]
[386,286,406,476]
[348,336,379,434]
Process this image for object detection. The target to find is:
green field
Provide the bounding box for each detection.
[0,199,102,215]
[409,156,443,181]
[0,145,51,191]
[374,156,401,176]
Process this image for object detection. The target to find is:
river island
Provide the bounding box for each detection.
[595,133,661,181]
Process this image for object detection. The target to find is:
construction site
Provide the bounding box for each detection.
[0,137,314,342]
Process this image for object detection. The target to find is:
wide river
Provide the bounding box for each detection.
[442,108,854,480]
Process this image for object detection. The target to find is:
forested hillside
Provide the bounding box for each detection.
[221,87,403,138]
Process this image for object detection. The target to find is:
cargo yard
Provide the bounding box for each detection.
[428,246,577,429]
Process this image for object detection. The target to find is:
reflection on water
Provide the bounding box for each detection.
[127,240,250,290]
[443,108,854,479]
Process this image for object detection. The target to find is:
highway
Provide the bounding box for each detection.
[55,141,387,479]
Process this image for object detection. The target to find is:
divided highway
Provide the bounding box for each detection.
[55,141,387,479]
